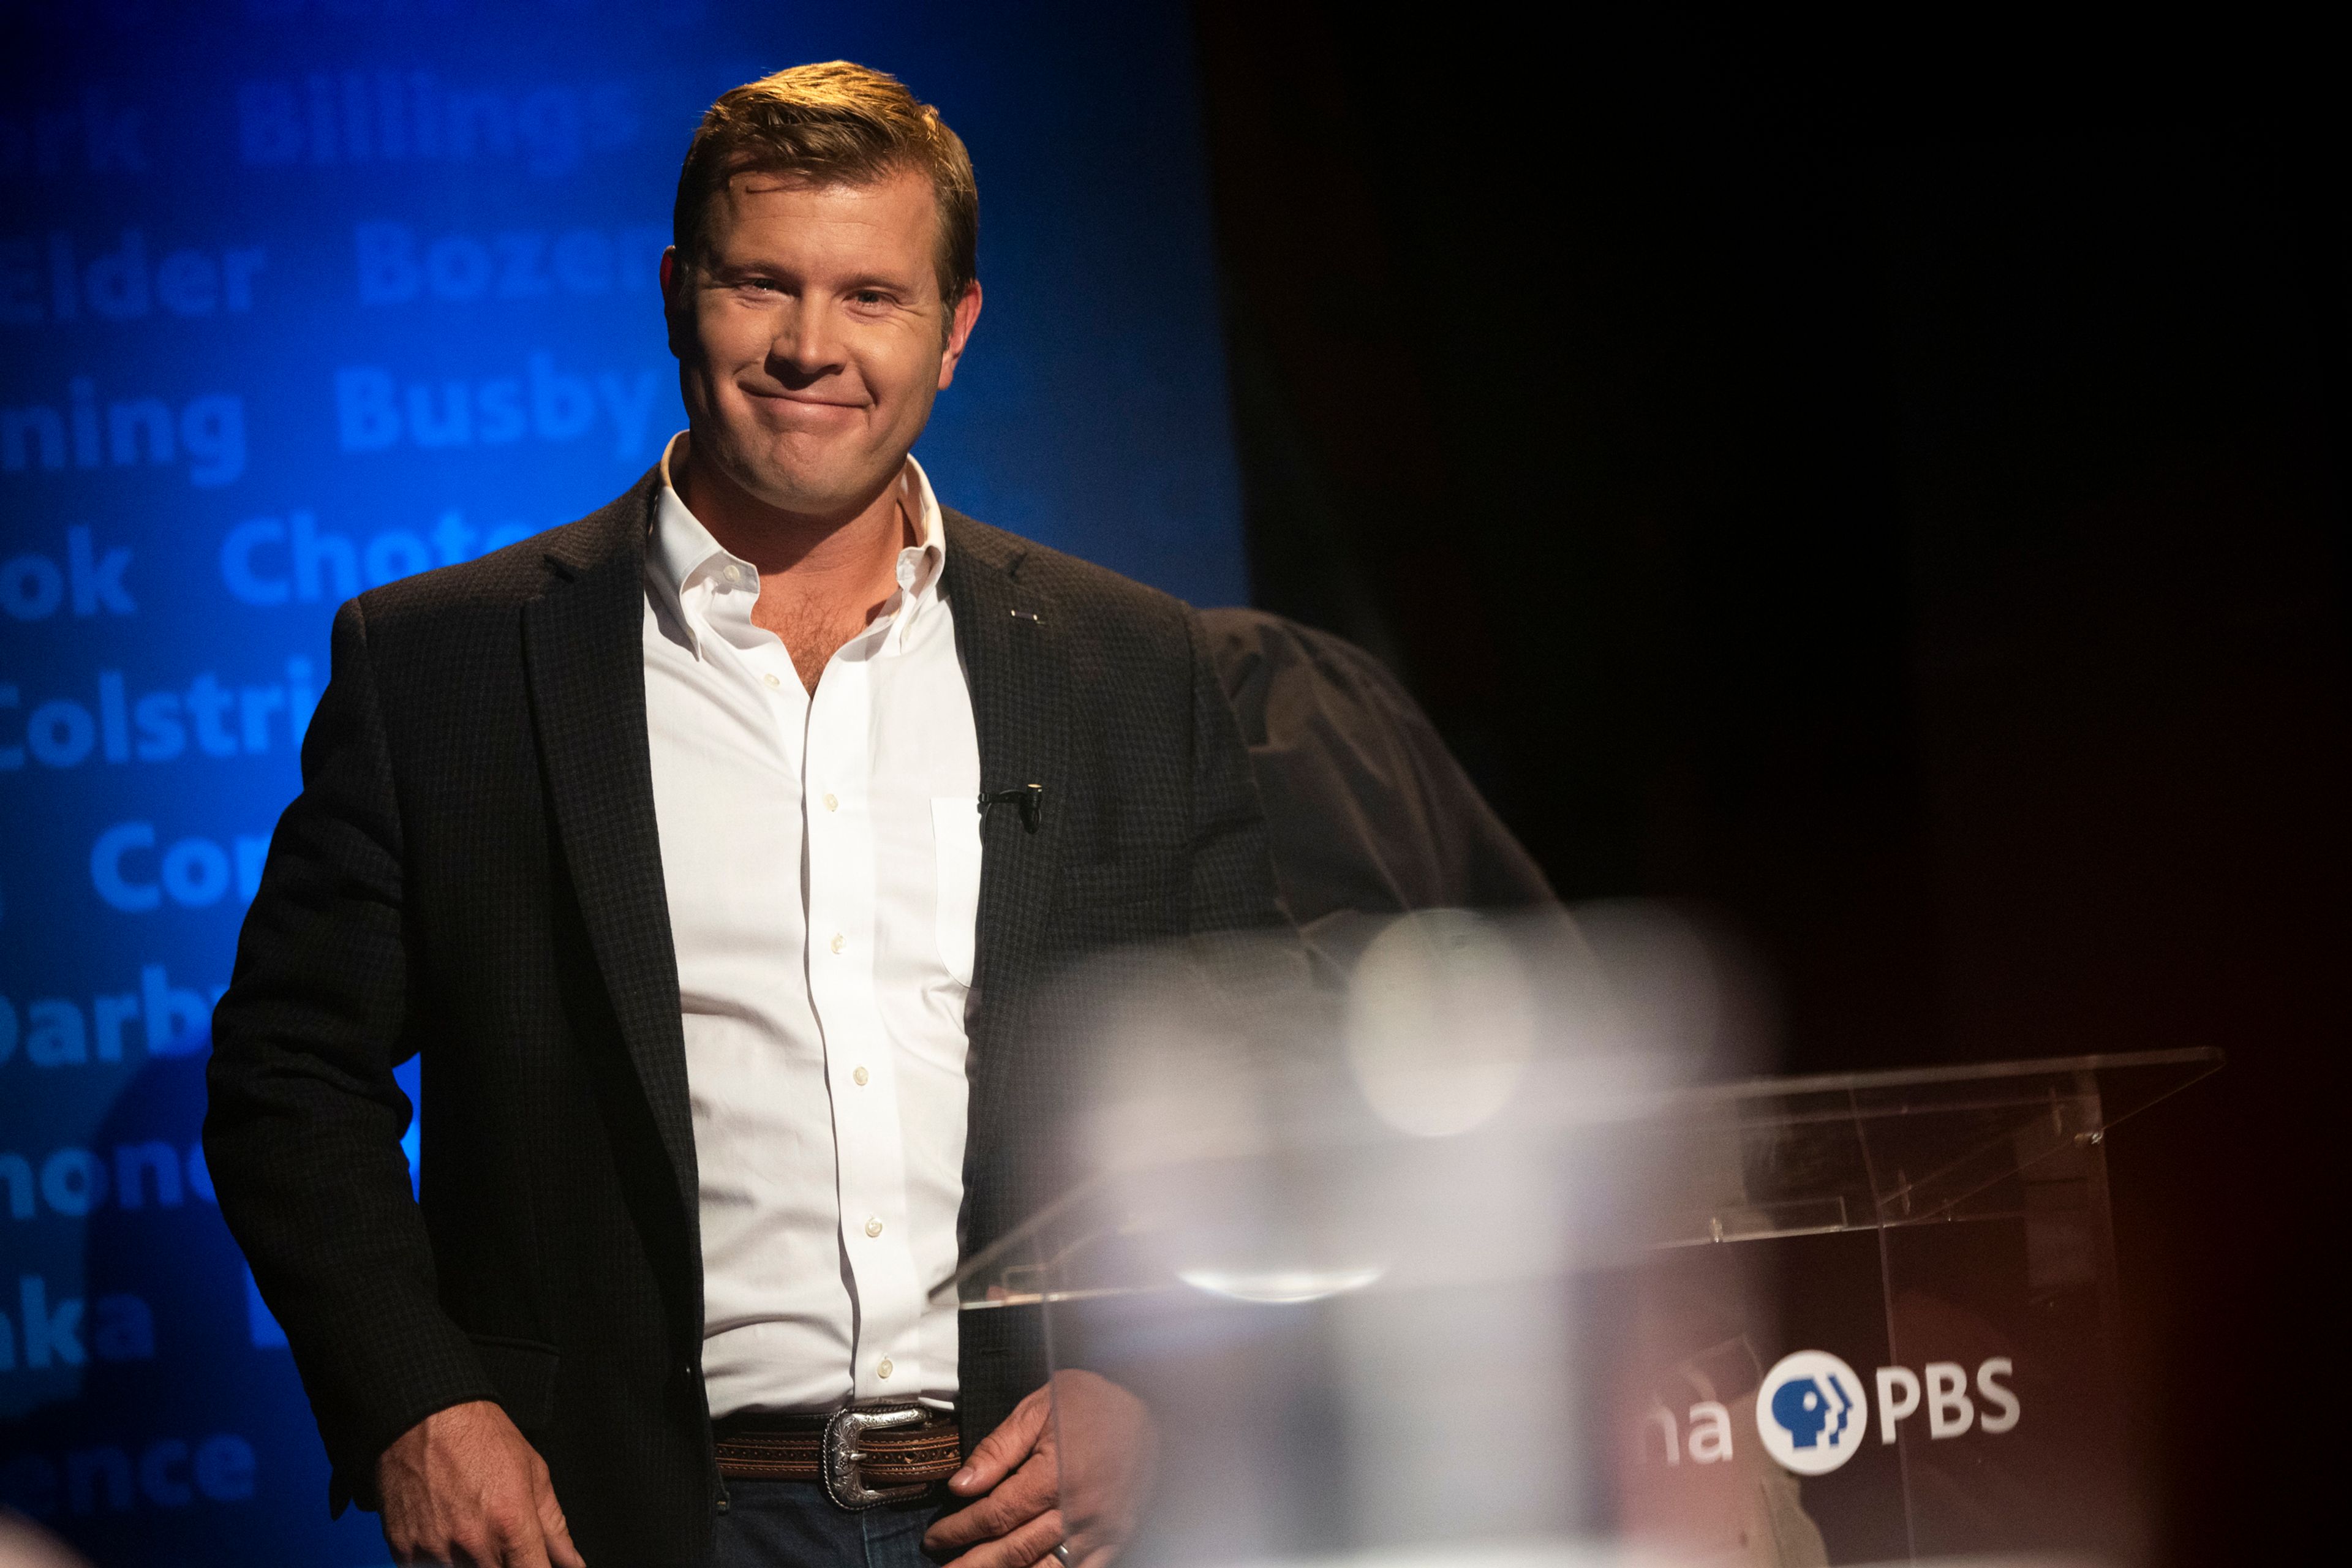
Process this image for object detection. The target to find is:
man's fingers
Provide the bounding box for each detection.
[952,1389,1050,1496]
[377,1403,570,1568]
[542,1512,586,1568]
[503,1508,556,1568]
[938,1507,1065,1568]
[924,1457,1054,1551]
[927,1458,1051,1544]
[389,1507,555,1568]
[438,1501,544,1568]
[533,1471,587,1568]
[406,1529,483,1568]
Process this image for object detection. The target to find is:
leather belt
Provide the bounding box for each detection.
[714,1404,962,1510]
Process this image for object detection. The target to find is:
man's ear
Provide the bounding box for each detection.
[937,279,984,391]
[660,246,688,361]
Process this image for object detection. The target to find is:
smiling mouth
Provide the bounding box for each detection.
[744,387,864,412]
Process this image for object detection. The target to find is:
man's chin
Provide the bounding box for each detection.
[745,473,892,522]
[705,438,899,522]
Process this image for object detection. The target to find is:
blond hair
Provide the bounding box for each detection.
[671,61,979,310]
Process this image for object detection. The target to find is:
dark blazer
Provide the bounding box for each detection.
[203,468,1288,1566]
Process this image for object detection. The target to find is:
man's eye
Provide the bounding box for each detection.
[853,290,888,306]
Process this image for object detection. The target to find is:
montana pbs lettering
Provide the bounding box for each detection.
[1749,1349,2023,1475]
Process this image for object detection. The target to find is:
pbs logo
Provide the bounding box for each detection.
[1757,1350,1868,1475]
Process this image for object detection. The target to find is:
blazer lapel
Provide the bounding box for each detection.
[943,512,1072,1186]
[521,477,699,1223]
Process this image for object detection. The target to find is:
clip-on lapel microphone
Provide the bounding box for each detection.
[979,784,1045,833]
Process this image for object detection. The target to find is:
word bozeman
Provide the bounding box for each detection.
[355,220,663,305]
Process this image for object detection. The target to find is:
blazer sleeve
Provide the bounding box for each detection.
[1182,606,1291,935]
[204,597,498,1513]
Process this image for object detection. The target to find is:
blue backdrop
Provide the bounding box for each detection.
[0,2,1246,1559]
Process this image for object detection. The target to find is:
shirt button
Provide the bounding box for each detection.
[763,673,780,689]
[865,1216,883,1238]
[876,1357,894,1379]
[823,793,839,812]
[829,933,845,954]
[723,564,742,584]
[853,1066,869,1087]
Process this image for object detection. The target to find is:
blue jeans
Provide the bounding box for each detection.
[710,1477,944,1568]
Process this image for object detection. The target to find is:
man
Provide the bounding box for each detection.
[205,62,1285,1568]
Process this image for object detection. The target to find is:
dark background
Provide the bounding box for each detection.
[1193,6,2348,1562]
[6,1,2341,1560]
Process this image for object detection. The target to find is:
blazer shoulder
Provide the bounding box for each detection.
[944,509,1191,644]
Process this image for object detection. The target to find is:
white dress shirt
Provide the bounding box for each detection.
[641,432,980,1417]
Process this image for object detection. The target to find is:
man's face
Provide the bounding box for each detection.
[662,167,979,519]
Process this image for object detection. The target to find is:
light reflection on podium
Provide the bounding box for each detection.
[946,911,2215,1568]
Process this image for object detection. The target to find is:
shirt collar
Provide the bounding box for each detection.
[647,431,949,661]
[895,451,949,625]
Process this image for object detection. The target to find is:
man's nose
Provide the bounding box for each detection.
[767,301,844,383]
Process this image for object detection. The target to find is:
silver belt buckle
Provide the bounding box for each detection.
[822,1402,930,1510]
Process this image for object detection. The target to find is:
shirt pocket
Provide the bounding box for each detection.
[930,794,984,986]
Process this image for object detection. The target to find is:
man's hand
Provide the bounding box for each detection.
[923,1372,1155,1568]
[377,1400,585,1568]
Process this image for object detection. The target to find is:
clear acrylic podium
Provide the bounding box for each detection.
[945,922,2217,1568]
[1606,1049,2218,1566]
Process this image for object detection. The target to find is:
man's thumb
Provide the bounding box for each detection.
[956,1398,1046,1492]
